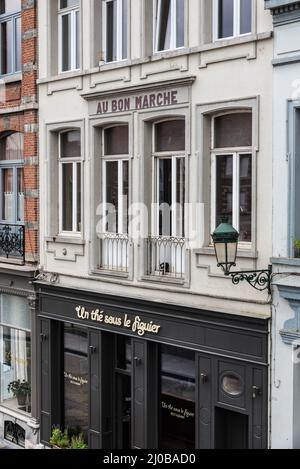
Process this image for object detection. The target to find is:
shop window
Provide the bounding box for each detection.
[100,125,129,272]
[59,130,82,234]
[63,324,88,442]
[159,345,195,449]
[211,112,253,244]
[0,295,31,415]
[115,336,132,449]
[154,0,184,53]
[103,0,128,63]
[148,119,186,279]
[59,0,80,72]
[214,0,252,40]
[0,0,21,76]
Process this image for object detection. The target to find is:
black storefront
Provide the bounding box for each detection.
[37,284,269,450]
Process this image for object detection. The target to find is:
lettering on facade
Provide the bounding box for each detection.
[94,89,180,115]
[75,306,161,336]
[161,401,195,420]
[64,372,88,387]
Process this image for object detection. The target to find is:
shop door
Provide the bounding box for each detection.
[198,355,267,449]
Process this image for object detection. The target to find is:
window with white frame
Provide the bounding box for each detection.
[59,0,80,72]
[103,0,128,63]
[211,112,253,244]
[148,120,186,279]
[214,0,252,40]
[100,125,129,272]
[59,130,82,234]
[0,0,21,76]
[0,132,24,225]
[154,0,185,52]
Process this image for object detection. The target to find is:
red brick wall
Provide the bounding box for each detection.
[0,0,38,264]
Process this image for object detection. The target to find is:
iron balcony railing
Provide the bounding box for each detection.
[99,232,129,273]
[0,224,25,264]
[147,236,186,280]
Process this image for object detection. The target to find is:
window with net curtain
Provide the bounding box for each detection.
[0,132,24,225]
[0,294,31,414]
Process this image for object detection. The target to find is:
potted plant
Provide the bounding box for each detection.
[70,434,88,450]
[294,240,300,258]
[7,379,31,407]
[50,428,70,449]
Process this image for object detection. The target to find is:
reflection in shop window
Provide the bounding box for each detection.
[160,345,195,449]
[0,295,31,414]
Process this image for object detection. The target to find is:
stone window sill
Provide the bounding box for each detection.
[45,236,85,246]
[195,246,258,259]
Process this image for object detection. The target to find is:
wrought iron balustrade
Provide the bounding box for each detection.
[0,224,25,263]
[99,232,129,273]
[147,236,186,279]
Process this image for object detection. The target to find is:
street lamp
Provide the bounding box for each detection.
[211,222,272,295]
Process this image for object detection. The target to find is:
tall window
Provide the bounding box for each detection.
[103,0,128,63]
[0,132,24,224]
[0,295,31,415]
[59,130,82,234]
[100,125,129,272]
[0,0,21,75]
[214,0,252,40]
[59,0,80,72]
[211,112,253,243]
[154,0,185,52]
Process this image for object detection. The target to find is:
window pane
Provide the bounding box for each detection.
[77,163,81,232]
[1,20,12,75]
[106,161,118,232]
[17,167,24,222]
[60,0,79,9]
[156,120,185,152]
[176,0,184,48]
[122,0,128,59]
[104,126,129,155]
[0,295,31,330]
[122,160,129,234]
[106,0,117,62]
[0,0,21,15]
[61,13,71,71]
[240,0,252,35]
[160,345,195,449]
[176,158,185,237]
[15,16,21,72]
[64,324,88,443]
[75,10,80,69]
[0,133,23,161]
[159,158,172,236]
[62,163,73,231]
[60,130,81,158]
[214,113,252,148]
[157,0,171,51]
[239,154,252,242]
[216,155,233,227]
[218,0,234,39]
[2,168,13,222]
[1,327,31,413]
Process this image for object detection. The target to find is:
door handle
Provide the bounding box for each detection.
[134,357,142,366]
[252,385,261,399]
[89,346,97,355]
[200,373,208,384]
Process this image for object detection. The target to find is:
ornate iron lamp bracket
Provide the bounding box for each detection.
[225,266,272,295]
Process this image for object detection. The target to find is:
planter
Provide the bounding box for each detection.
[17,394,27,407]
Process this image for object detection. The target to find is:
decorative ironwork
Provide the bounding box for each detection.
[99,233,129,273]
[147,236,186,279]
[0,224,25,263]
[4,421,25,448]
[229,267,272,295]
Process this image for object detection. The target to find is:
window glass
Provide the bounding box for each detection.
[60,131,81,158]
[157,0,171,51]
[104,126,129,155]
[159,158,172,236]
[0,295,30,330]
[60,0,79,9]
[106,0,117,62]
[122,0,128,60]
[106,161,119,232]
[77,162,81,232]
[17,167,24,222]
[214,113,252,148]
[160,345,195,449]
[239,154,252,242]
[0,0,21,15]
[1,20,12,75]
[216,155,233,227]
[176,0,184,47]
[15,16,21,71]
[218,0,234,39]
[62,163,73,232]
[240,0,252,35]
[0,133,24,161]
[2,168,13,222]
[61,13,71,72]
[156,120,185,152]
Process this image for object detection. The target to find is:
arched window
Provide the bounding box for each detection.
[0,132,24,223]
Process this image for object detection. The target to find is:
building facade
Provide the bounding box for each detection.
[37,0,273,449]
[265,0,300,449]
[0,0,39,449]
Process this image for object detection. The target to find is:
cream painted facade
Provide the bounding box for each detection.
[38,0,273,318]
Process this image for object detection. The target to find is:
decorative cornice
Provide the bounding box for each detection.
[265,1,300,24]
